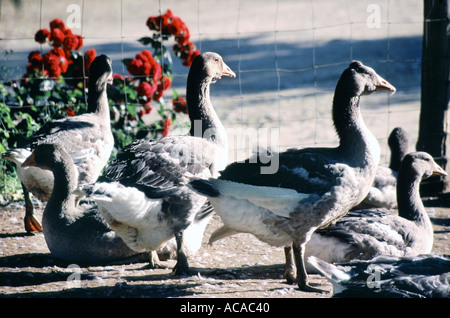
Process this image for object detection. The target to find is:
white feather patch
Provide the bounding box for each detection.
[209,178,310,218]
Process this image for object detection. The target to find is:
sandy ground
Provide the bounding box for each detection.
[0,200,449,300]
[1,0,449,304]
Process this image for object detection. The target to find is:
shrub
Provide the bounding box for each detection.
[0,9,198,200]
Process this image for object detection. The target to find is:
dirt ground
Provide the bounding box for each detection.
[0,197,449,300]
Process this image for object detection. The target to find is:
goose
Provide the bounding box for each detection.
[2,54,114,233]
[305,152,446,266]
[188,60,396,292]
[356,126,410,209]
[308,254,450,298]
[77,52,235,275]
[21,143,147,264]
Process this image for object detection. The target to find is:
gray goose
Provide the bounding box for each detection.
[308,254,450,298]
[189,61,396,292]
[77,52,235,274]
[2,55,114,233]
[355,126,410,209]
[305,152,446,266]
[21,143,146,264]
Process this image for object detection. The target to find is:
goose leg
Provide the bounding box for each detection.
[292,241,325,293]
[144,251,168,270]
[283,245,297,284]
[172,230,190,276]
[22,183,43,233]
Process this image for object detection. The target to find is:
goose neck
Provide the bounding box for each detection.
[187,76,225,144]
[87,81,109,117]
[332,93,365,147]
[47,160,78,211]
[397,171,428,225]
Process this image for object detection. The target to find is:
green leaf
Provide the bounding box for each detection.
[138,36,157,46]
[126,104,136,116]
[122,58,133,66]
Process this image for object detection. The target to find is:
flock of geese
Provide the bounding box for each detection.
[3,52,450,297]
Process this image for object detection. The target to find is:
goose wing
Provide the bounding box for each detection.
[219,147,343,195]
[105,136,218,198]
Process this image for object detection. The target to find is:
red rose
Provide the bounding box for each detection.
[172,96,188,114]
[143,102,152,112]
[44,48,70,76]
[153,77,171,101]
[136,81,157,99]
[26,51,45,75]
[176,24,190,45]
[65,106,75,116]
[35,29,50,43]
[28,51,43,65]
[127,50,162,78]
[50,28,65,47]
[162,117,172,137]
[183,49,200,66]
[43,52,62,78]
[75,35,83,51]
[127,58,144,76]
[165,16,184,35]
[160,76,172,90]
[49,19,66,31]
[63,29,79,51]
[84,48,96,73]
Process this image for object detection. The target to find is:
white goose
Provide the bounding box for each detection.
[2,55,114,233]
[305,152,446,265]
[356,126,410,209]
[21,143,147,264]
[77,52,235,274]
[188,61,396,292]
[308,254,450,298]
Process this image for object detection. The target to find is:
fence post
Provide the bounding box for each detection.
[416,0,450,195]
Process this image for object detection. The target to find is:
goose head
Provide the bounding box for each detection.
[88,54,113,91]
[194,52,236,83]
[21,143,67,172]
[401,152,447,180]
[344,61,396,96]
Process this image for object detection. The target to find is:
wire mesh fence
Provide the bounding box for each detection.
[1,0,424,167]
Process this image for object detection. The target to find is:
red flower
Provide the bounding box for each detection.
[172,95,188,114]
[138,102,152,118]
[160,76,172,91]
[182,48,201,66]
[43,47,70,78]
[165,16,184,35]
[26,51,45,75]
[136,81,157,99]
[175,23,190,45]
[127,49,162,79]
[28,51,43,66]
[65,105,76,116]
[162,117,172,137]
[63,29,80,51]
[49,19,66,31]
[50,28,65,47]
[35,29,50,43]
[153,77,171,101]
[127,58,144,76]
[75,35,83,51]
[84,48,96,73]
[43,52,62,78]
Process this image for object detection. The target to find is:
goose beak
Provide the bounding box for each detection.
[221,62,236,78]
[374,74,396,94]
[107,73,114,85]
[432,162,447,177]
[21,153,36,168]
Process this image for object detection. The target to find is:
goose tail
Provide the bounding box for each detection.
[187,178,221,197]
[307,256,351,283]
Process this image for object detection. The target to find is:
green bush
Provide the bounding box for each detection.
[0,9,196,202]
